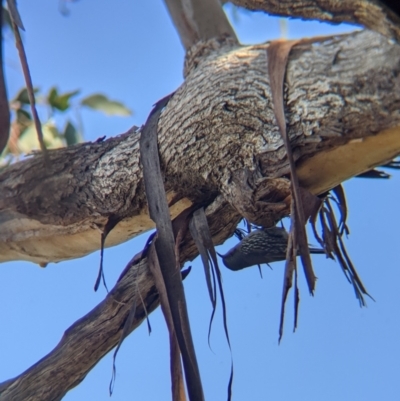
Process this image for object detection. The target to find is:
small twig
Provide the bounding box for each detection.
[0,4,10,154]
[9,6,48,162]
[140,93,205,401]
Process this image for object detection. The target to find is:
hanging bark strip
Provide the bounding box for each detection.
[94,215,122,292]
[189,208,234,401]
[147,243,186,401]
[139,93,205,401]
[153,205,197,401]
[307,185,372,306]
[109,233,192,399]
[278,197,297,342]
[267,40,316,294]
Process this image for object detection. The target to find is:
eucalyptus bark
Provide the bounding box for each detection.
[1,30,400,265]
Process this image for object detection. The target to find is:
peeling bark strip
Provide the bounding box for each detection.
[94,214,122,292]
[148,243,186,401]
[140,93,205,401]
[190,209,217,308]
[311,193,372,306]
[189,208,234,400]
[267,39,316,294]
[266,37,374,337]
[279,198,296,342]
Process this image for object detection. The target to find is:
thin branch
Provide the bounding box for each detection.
[163,0,238,50]
[0,2,10,154]
[9,3,47,161]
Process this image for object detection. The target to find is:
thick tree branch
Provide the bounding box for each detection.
[228,0,400,43]
[163,0,238,50]
[0,197,240,401]
[0,257,160,401]
[1,30,400,266]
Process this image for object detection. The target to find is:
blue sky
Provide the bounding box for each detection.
[1,2,399,401]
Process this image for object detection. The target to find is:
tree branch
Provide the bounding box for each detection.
[0,196,240,401]
[228,0,400,43]
[0,257,159,401]
[163,0,238,50]
[1,30,400,266]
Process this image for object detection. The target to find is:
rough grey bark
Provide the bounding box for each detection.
[228,0,400,43]
[0,257,160,401]
[1,30,400,265]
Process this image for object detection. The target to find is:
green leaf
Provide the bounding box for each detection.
[81,94,132,116]
[18,122,64,153]
[63,121,80,146]
[13,87,40,105]
[47,87,58,105]
[47,87,80,112]
[16,108,32,125]
[2,7,12,31]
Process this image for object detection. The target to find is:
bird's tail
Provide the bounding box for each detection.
[309,246,325,255]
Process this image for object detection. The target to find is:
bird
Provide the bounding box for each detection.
[219,226,325,271]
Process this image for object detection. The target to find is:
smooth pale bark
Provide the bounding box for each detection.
[164,0,238,49]
[1,30,400,265]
